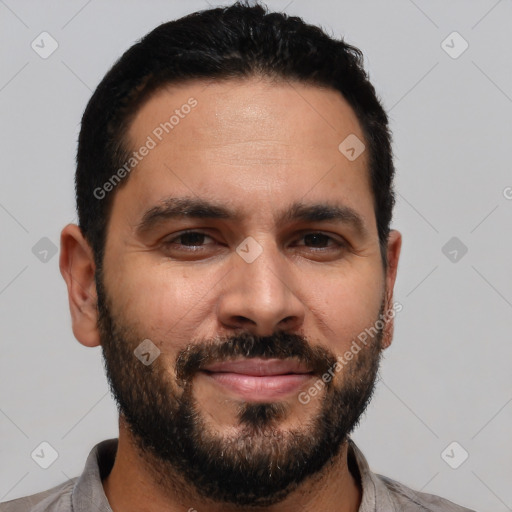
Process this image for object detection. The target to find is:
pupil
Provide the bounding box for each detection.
[182,233,204,246]
[305,233,328,247]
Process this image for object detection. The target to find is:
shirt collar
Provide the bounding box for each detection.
[71,438,116,512]
[347,437,397,512]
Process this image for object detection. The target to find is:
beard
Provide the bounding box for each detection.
[96,270,384,507]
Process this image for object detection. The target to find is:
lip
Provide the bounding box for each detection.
[200,357,314,401]
[202,357,311,375]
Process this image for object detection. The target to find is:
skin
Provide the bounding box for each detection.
[60,77,402,512]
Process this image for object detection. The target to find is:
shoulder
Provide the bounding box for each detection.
[0,478,77,512]
[347,439,477,512]
[376,473,478,512]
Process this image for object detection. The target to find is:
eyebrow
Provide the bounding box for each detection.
[134,196,368,237]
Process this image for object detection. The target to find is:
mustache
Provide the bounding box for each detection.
[175,330,337,387]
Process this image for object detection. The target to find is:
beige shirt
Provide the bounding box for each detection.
[0,438,476,512]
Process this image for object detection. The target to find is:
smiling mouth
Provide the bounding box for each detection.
[199,357,314,401]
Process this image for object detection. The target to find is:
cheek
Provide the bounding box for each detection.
[107,260,215,343]
[308,261,385,350]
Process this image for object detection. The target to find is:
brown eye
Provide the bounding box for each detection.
[303,233,332,248]
[175,232,209,247]
[296,232,345,249]
[163,231,215,251]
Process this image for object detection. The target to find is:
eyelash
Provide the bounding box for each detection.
[162,230,347,253]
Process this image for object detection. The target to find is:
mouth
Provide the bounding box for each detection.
[199,357,314,401]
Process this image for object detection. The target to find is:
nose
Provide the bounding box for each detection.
[216,239,306,337]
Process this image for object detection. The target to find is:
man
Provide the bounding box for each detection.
[2,2,476,511]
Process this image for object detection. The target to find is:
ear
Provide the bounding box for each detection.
[381,229,402,350]
[59,224,101,348]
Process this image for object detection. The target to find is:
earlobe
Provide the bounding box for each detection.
[59,224,101,348]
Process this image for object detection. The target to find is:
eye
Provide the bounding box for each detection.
[294,232,346,250]
[160,230,347,259]
[162,230,215,251]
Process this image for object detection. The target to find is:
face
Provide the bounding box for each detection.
[95,77,399,506]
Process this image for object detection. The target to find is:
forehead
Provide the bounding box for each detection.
[127,77,366,163]
[112,77,373,231]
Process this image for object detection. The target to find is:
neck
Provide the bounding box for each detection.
[102,417,362,512]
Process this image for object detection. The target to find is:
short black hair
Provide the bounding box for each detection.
[76,0,395,270]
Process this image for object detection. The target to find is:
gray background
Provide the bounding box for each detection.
[1,1,511,511]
